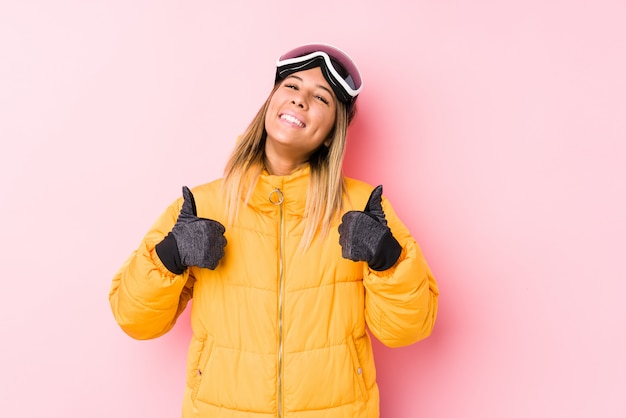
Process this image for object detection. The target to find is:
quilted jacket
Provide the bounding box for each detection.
[109,165,439,417]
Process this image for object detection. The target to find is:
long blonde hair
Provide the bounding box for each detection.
[221,82,354,250]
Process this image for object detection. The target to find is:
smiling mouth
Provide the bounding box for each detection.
[280,113,305,127]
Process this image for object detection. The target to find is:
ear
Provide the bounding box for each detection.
[324,137,332,147]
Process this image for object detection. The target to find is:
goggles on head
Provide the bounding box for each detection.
[275,44,363,105]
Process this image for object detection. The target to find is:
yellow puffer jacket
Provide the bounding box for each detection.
[109,166,439,418]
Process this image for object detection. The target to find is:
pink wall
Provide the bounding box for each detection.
[1,1,625,417]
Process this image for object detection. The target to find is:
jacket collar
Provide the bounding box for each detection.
[248,165,310,217]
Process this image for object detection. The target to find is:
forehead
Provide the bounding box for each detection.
[282,67,336,97]
[284,67,329,85]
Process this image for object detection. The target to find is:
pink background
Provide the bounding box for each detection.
[1,1,625,417]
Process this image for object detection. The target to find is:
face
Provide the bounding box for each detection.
[264,67,337,168]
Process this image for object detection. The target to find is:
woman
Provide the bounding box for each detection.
[109,43,439,418]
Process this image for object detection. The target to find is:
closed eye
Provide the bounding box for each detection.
[315,95,330,105]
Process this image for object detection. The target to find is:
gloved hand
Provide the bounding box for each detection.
[155,186,227,274]
[338,185,402,271]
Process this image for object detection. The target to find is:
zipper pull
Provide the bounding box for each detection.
[268,188,284,205]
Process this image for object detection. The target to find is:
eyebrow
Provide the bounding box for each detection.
[285,75,335,98]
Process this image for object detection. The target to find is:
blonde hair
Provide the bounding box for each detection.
[221,82,354,250]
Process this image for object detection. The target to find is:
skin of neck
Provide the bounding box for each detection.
[264,154,307,176]
[263,143,312,176]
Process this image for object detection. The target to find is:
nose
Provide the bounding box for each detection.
[291,91,307,109]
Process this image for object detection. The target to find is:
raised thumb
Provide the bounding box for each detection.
[364,185,386,225]
[181,186,198,216]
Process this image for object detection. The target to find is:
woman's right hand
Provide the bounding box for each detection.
[155,186,227,273]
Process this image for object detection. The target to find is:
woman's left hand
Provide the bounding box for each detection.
[338,185,402,271]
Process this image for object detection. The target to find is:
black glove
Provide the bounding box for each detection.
[338,185,402,271]
[155,186,227,274]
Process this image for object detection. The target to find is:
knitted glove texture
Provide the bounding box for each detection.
[155,186,226,273]
[338,185,402,271]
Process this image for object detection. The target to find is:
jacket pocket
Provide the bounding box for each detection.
[347,335,370,402]
[186,334,215,401]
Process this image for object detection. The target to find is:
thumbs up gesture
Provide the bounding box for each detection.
[156,186,227,273]
[338,185,402,271]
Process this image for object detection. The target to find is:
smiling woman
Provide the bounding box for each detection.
[108,43,439,418]
[264,68,338,176]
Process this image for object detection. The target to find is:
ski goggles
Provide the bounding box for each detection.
[275,44,363,105]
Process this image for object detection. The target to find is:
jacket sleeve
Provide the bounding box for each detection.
[109,197,195,340]
[363,197,439,348]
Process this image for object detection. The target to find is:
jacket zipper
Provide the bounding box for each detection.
[269,188,286,418]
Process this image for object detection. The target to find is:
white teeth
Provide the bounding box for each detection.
[280,114,304,127]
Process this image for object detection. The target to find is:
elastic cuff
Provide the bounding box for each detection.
[155,233,186,275]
